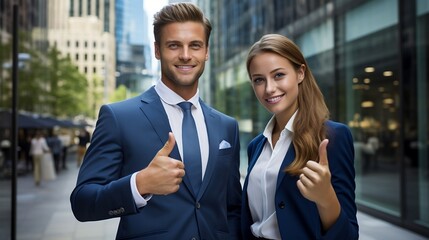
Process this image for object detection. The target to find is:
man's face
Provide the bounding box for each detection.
[155,21,209,100]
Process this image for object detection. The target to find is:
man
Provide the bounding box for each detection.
[58,129,71,170]
[70,3,242,239]
[46,130,62,173]
[76,129,90,167]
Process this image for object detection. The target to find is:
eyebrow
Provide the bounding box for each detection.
[251,67,285,77]
[270,67,285,73]
[164,40,205,45]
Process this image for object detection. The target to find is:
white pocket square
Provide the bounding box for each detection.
[219,140,231,149]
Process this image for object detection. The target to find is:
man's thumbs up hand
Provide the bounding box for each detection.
[156,132,177,158]
[136,132,185,196]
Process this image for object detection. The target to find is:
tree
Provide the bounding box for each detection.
[46,47,89,117]
[0,39,91,118]
[109,84,141,103]
[109,84,128,103]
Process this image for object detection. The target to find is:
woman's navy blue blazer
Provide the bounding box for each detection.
[241,120,359,239]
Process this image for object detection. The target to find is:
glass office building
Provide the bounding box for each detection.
[199,0,429,236]
[115,0,153,93]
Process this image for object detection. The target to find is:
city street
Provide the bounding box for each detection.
[10,151,428,240]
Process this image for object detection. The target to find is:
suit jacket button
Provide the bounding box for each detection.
[278,201,285,209]
[196,202,201,209]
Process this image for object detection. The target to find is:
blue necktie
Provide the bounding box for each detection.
[178,102,202,194]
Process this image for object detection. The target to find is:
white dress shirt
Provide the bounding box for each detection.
[30,137,50,155]
[131,80,209,207]
[247,111,297,239]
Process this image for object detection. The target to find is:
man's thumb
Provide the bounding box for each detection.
[318,139,329,166]
[157,132,176,157]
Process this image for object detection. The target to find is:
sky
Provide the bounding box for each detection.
[143,0,168,44]
[143,0,168,74]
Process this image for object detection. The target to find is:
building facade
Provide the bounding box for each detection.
[115,0,153,94]
[198,0,429,236]
[48,0,116,116]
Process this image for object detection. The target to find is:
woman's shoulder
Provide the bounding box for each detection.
[325,120,353,143]
[325,120,351,133]
[325,120,348,128]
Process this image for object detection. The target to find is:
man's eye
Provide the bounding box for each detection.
[168,44,178,49]
[190,44,202,49]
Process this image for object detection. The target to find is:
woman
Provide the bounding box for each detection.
[30,131,50,186]
[241,34,359,239]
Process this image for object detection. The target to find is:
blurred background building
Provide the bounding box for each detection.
[0,0,428,238]
[47,0,116,116]
[115,0,153,95]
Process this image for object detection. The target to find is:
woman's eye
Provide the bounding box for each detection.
[274,72,285,78]
[252,78,264,85]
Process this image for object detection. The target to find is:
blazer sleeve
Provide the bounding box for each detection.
[323,122,359,239]
[70,104,138,221]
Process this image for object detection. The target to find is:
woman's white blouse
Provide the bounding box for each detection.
[247,111,297,239]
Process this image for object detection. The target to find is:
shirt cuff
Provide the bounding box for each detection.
[130,172,152,208]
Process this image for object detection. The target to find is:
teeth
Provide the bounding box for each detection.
[177,65,192,69]
[267,96,282,103]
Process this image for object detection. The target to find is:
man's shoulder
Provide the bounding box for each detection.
[107,87,156,109]
[200,101,236,122]
[108,94,143,107]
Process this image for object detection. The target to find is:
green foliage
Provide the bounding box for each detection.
[109,84,128,103]
[109,84,139,103]
[0,39,91,118]
[45,47,89,117]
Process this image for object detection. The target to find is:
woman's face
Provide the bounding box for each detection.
[249,52,304,119]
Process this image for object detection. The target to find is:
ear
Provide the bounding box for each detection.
[205,48,209,61]
[154,42,161,60]
[298,64,306,83]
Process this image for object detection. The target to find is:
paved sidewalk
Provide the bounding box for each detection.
[17,153,118,240]
[15,155,428,240]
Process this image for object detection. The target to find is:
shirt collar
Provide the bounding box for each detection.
[154,80,200,107]
[263,110,298,139]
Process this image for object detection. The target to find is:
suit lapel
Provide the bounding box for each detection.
[139,87,171,144]
[243,136,295,191]
[196,101,220,199]
[276,145,296,189]
[243,136,266,196]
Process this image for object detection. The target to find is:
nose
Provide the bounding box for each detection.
[265,78,276,94]
[179,46,191,61]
